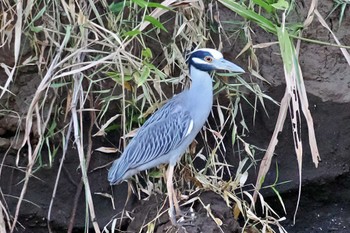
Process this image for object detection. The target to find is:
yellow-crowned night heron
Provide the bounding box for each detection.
[108,48,244,225]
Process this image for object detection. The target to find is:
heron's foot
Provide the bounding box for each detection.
[177,214,195,226]
[168,208,190,225]
[169,207,196,226]
[175,206,183,217]
[168,207,178,226]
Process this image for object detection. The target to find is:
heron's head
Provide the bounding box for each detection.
[187,48,244,73]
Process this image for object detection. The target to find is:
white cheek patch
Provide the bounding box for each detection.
[192,57,208,65]
[198,48,223,59]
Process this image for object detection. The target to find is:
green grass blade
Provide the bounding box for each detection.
[252,0,274,13]
[144,15,168,32]
[218,0,277,33]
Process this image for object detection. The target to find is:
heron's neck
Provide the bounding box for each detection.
[186,65,213,124]
[189,66,213,93]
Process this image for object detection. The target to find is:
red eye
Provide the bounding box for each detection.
[204,56,213,63]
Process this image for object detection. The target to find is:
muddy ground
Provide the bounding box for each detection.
[1,0,350,232]
[2,85,350,233]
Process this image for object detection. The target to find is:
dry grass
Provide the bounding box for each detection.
[219,0,349,228]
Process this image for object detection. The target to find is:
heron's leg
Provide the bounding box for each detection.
[166,165,177,225]
[125,180,132,207]
[172,187,182,217]
[164,166,182,217]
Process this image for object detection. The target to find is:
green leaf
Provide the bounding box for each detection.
[218,0,276,33]
[144,15,168,32]
[148,169,163,178]
[132,0,171,10]
[252,0,274,13]
[259,174,266,185]
[132,0,147,8]
[276,26,293,73]
[25,5,46,31]
[107,71,133,83]
[109,1,130,13]
[271,0,289,10]
[139,66,150,86]
[30,26,43,33]
[47,121,57,136]
[123,29,141,37]
[105,123,120,132]
[32,6,47,23]
[50,82,71,88]
[147,2,171,10]
[142,47,153,59]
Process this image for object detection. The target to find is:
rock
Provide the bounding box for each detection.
[0,137,10,148]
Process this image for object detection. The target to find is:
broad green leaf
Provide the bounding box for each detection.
[148,169,163,178]
[30,25,43,33]
[276,27,293,73]
[107,72,133,84]
[144,15,168,32]
[148,2,171,10]
[47,121,57,135]
[142,47,153,59]
[32,6,47,23]
[105,124,120,132]
[24,6,46,31]
[252,0,274,13]
[132,0,147,8]
[271,0,289,10]
[136,66,150,86]
[109,1,130,13]
[131,0,171,10]
[123,29,141,37]
[218,0,276,33]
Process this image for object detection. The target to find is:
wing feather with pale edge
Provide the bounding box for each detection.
[124,100,193,169]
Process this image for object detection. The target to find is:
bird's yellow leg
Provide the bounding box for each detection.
[166,165,177,225]
[172,187,182,217]
[164,165,182,217]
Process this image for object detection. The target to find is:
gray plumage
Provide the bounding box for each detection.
[108,97,193,183]
[108,48,244,225]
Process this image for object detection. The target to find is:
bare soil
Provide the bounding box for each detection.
[2,85,350,232]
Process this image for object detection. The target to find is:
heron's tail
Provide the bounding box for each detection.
[108,158,128,185]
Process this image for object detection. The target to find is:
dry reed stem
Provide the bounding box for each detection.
[3,0,284,231]
[10,0,181,230]
[0,1,22,99]
[10,27,71,232]
[253,0,322,226]
[0,200,7,233]
[47,120,73,233]
[251,0,350,214]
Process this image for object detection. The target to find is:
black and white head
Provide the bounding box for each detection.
[187,48,244,73]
